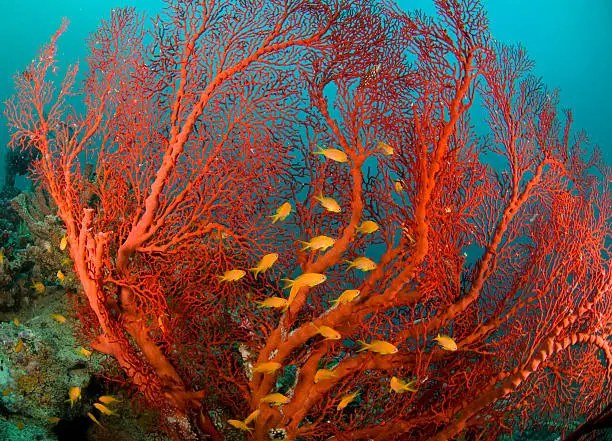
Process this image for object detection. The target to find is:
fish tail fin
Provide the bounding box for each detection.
[356,340,368,352]
[281,278,294,289]
[249,267,260,279]
[269,213,280,223]
[298,240,310,251]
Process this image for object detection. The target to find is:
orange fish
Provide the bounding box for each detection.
[87,412,103,427]
[252,361,282,374]
[357,339,398,355]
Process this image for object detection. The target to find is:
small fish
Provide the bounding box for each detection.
[402,225,416,244]
[66,386,81,407]
[47,417,60,424]
[13,318,20,326]
[313,145,349,163]
[337,391,360,410]
[345,256,377,272]
[14,339,24,353]
[3,388,11,396]
[311,323,341,340]
[314,368,336,383]
[249,253,279,278]
[299,235,336,252]
[260,393,290,406]
[16,421,24,430]
[283,273,327,290]
[0,250,4,264]
[314,193,342,213]
[269,202,292,223]
[284,273,327,305]
[331,289,360,308]
[252,361,282,374]
[217,269,246,283]
[59,235,68,251]
[244,409,260,425]
[228,419,253,432]
[51,314,67,324]
[355,220,379,235]
[357,339,398,355]
[56,270,65,284]
[390,376,418,393]
[394,180,403,193]
[94,402,119,416]
[158,315,167,334]
[78,347,92,358]
[434,334,458,351]
[32,282,45,294]
[87,412,103,427]
[256,297,288,309]
[98,395,121,405]
[377,141,394,156]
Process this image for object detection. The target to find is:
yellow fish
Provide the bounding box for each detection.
[14,339,24,353]
[228,419,253,432]
[47,417,60,424]
[434,334,458,351]
[3,388,11,396]
[260,393,290,406]
[337,391,360,410]
[87,412,103,427]
[57,270,65,284]
[284,273,327,305]
[314,193,342,213]
[217,269,246,283]
[66,386,81,407]
[78,347,92,358]
[59,235,68,251]
[299,235,336,252]
[244,409,259,425]
[331,289,360,308]
[283,273,327,289]
[32,282,45,294]
[311,323,341,340]
[357,339,398,355]
[345,256,377,272]
[51,314,67,324]
[256,297,288,309]
[314,368,336,383]
[313,145,349,163]
[355,220,379,235]
[0,250,4,264]
[377,141,394,156]
[252,361,282,374]
[390,376,418,393]
[13,318,20,326]
[249,253,278,278]
[394,180,403,193]
[98,395,121,404]
[269,202,292,223]
[94,402,118,416]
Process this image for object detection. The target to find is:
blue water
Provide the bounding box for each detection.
[1,0,610,184]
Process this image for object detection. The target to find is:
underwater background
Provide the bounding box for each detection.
[1,0,611,183]
[0,1,610,440]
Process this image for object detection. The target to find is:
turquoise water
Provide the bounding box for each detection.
[1,0,610,183]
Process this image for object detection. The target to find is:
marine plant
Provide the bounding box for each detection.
[5,0,610,440]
